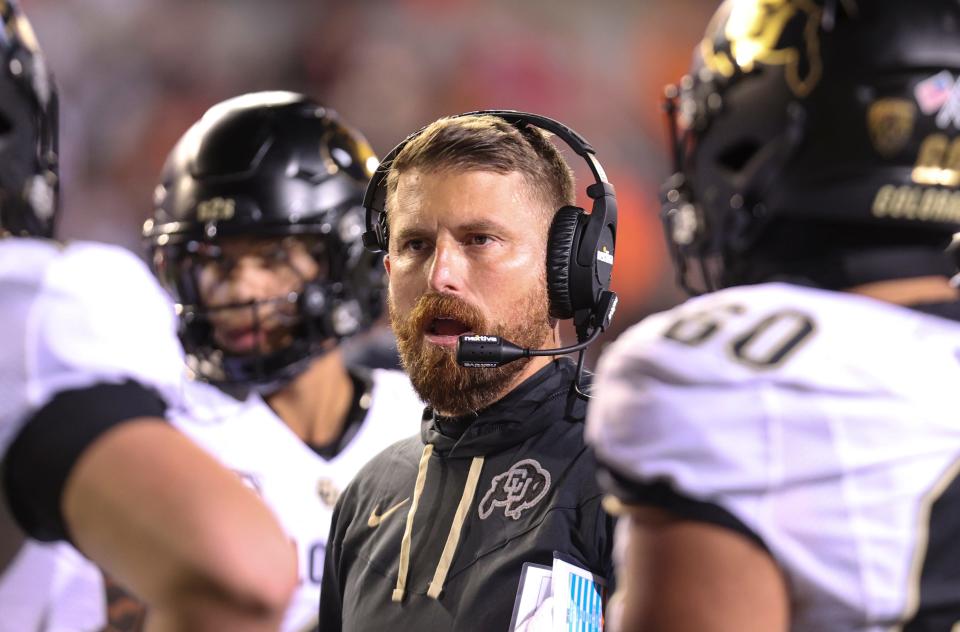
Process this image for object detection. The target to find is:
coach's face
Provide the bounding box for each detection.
[385,169,557,416]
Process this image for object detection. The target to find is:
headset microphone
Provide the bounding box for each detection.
[457,327,602,369]
[456,290,618,369]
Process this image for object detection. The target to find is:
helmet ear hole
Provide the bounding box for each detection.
[718,139,762,173]
[0,113,13,137]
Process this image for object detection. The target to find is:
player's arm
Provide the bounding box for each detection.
[0,247,297,629]
[71,419,296,631]
[3,382,296,632]
[608,502,789,632]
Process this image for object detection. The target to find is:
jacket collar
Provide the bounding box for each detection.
[420,358,581,458]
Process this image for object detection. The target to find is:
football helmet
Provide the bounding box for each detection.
[0,0,58,238]
[144,91,383,391]
[662,0,960,293]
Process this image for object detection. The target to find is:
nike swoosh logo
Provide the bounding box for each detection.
[367,498,410,527]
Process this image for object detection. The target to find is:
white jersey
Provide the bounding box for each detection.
[0,238,186,631]
[587,282,960,631]
[0,238,184,459]
[0,543,104,632]
[169,368,424,632]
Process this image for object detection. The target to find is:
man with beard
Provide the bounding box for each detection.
[319,112,616,631]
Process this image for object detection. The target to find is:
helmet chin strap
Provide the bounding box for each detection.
[180,232,378,393]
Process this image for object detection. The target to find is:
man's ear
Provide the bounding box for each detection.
[384,254,391,277]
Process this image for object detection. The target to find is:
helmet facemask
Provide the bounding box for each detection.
[145,94,384,392]
[0,1,59,238]
[152,213,382,393]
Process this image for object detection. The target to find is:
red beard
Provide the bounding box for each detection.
[390,289,552,416]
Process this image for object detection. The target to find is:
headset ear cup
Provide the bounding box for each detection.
[547,206,583,319]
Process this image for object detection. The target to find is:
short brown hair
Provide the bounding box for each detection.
[384,114,575,219]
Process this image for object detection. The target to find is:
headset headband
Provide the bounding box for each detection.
[361,109,612,253]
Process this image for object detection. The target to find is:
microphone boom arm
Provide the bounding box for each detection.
[456,290,618,368]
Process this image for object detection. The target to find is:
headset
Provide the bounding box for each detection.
[361,110,618,382]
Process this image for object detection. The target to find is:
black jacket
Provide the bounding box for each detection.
[319,359,614,631]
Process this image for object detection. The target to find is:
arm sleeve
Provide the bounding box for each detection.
[585,317,875,628]
[2,381,167,542]
[585,322,777,548]
[597,467,766,552]
[0,242,185,542]
[26,243,185,413]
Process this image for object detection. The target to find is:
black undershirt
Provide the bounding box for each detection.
[308,368,373,461]
[2,381,166,543]
[908,299,960,323]
[598,465,770,553]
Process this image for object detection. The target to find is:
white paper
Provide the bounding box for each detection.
[550,556,606,632]
[509,563,554,632]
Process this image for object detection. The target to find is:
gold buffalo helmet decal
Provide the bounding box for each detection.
[700,0,836,98]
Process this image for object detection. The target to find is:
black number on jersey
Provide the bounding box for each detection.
[664,305,745,346]
[664,306,816,369]
[308,541,326,585]
[902,461,960,630]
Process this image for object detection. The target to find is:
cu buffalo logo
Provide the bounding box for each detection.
[478,459,552,521]
[700,0,831,97]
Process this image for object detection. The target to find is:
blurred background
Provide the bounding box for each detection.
[23,0,718,360]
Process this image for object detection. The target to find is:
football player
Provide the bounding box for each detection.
[143,91,426,632]
[0,2,296,631]
[587,1,960,630]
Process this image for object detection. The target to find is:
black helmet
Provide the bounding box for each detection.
[0,0,58,238]
[662,0,960,293]
[144,91,383,391]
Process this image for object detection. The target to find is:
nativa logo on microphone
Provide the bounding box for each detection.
[597,246,614,265]
[463,335,499,343]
